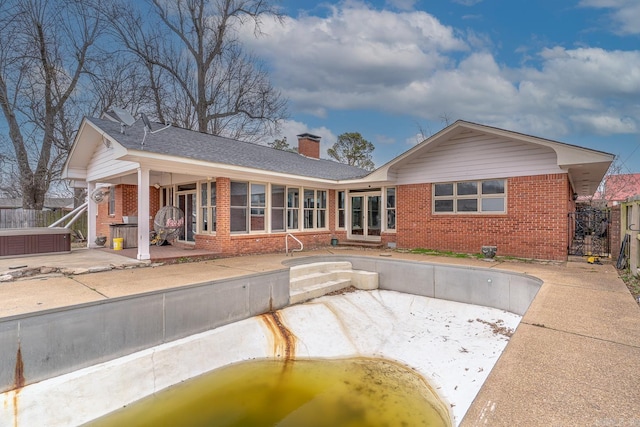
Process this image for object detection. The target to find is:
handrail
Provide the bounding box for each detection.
[285,233,303,256]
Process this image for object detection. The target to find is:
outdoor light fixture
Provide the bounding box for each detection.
[572,193,578,201]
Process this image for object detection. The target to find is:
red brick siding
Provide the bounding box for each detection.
[195,231,333,256]
[396,174,571,260]
[298,137,320,159]
[95,184,160,242]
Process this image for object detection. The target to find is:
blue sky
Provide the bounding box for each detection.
[237,0,640,173]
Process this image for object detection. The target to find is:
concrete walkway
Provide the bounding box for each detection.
[1,248,639,426]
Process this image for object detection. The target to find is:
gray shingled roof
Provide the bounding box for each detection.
[86,117,369,181]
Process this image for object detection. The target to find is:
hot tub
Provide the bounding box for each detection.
[0,227,71,257]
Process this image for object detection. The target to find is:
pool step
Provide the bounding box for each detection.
[289,262,379,304]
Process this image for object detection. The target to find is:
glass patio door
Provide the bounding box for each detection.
[350,192,381,241]
[177,191,196,242]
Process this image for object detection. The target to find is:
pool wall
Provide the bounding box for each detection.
[0,256,541,396]
[0,269,290,393]
[286,256,541,316]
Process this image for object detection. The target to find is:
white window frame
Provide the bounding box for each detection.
[198,181,216,234]
[336,190,346,229]
[385,187,396,232]
[433,179,507,214]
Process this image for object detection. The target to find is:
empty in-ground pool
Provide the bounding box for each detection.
[85,357,451,427]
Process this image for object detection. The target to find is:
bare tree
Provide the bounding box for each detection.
[0,0,104,209]
[104,0,288,142]
[327,132,375,171]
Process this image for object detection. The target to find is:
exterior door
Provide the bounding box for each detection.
[177,192,196,242]
[350,192,381,241]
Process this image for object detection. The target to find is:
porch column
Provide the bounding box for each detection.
[87,182,97,248]
[137,167,151,260]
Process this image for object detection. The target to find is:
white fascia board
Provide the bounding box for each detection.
[120,150,342,188]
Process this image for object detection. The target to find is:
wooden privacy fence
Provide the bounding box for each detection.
[0,209,87,239]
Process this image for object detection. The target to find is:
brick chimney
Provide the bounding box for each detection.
[297,133,321,159]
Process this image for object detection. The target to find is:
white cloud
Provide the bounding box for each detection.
[385,0,417,11]
[240,2,467,115]
[246,2,639,144]
[579,0,640,35]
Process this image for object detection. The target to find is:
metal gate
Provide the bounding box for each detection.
[568,207,610,256]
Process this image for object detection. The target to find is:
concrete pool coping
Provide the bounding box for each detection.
[1,247,639,426]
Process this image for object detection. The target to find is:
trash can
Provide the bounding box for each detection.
[113,237,124,251]
[331,238,338,246]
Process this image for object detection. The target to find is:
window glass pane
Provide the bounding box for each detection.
[304,189,315,208]
[201,207,208,231]
[482,198,505,212]
[434,183,453,197]
[457,198,478,212]
[272,185,285,208]
[387,210,396,229]
[251,184,265,207]
[435,200,453,212]
[338,191,345,209]
[272,208,285,231]
[230,182,247,206]
[457,182,477,196]
[482,180,505,194]
[338,210,345,228]
[304,208,314,229]
[210,183,216,205]
[201,182,208,206]
[288,209,298,229]
[317,191,326,209]
[317,210,326,228]
[212,207,216,231]
[287,188,299,208]
[386,188,395,208]
[230,207,247,232]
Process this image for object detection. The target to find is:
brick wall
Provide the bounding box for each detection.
[196,231,333,256]
[396,173,571,261]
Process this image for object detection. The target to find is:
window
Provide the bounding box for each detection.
[250,183,266,232]
[433,179,506,214]
[287,188,299,229]
[302,189,327,229]
[317,190,327,228]
[386,187,396,230]
[108,186,115,215]
[200,182,216,233]
[271,185,286,232]
[337,191,345,228]
[303,189,315,229]
[230,181,248,233]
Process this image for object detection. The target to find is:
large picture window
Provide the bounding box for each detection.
[433,179,506,214]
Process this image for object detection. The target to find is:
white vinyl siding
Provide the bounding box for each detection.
[86,143,137,182]
[394,132,563,185]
